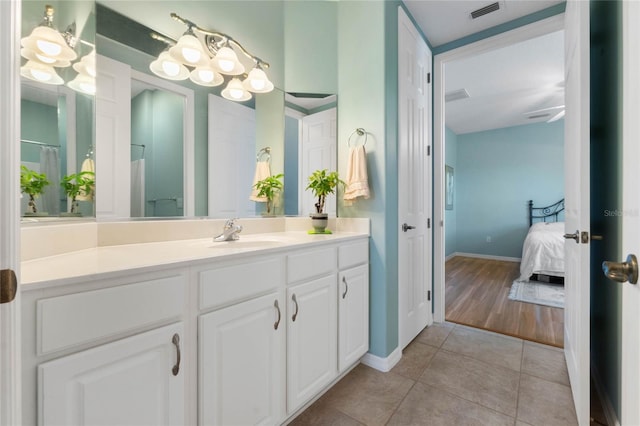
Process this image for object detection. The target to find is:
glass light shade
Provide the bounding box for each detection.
[211,46,245,75]
[73,50,96,77]
[20,61,64,85]
[67,73,96,95]
[189,66,224,87]
[150,51,190,80]
[21,26,77,62]
[221,78,252,102]
[242,67,274,93]
[20,47,71,67]
[169,34,209,66]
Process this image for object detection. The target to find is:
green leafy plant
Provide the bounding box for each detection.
[254,173,284,215]
[20,165,50,214]
[306,169,344,214]
[61,171,95,213]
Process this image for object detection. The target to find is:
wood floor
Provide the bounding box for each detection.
[445,256,564,347]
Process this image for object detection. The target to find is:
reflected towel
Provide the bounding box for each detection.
[250,161,271,202]
[343,145,370,205]
[130,159,145,217]
[39,147,60,215]
[76,158,95,201]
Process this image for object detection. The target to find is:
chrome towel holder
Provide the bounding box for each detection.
[347,128,367,147]
[256,147,271,162]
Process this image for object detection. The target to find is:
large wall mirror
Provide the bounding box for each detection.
[20,0,339,221]
[20,1,96,218]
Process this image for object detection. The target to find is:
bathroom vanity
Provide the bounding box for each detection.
[20,218,369,425]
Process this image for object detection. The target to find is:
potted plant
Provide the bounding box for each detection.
[20,165,50,215]
[253,173,284,216]
[306,169,344,232]
[61,171,95,215]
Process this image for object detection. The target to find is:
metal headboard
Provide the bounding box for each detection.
[528,199,565,226]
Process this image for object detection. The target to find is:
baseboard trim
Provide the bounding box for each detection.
[591,363,621,426]
[451,252,521,263]
[361,347,402,372]
[445,252,457,261]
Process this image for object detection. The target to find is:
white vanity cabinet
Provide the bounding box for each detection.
[197,256,286,426]
[286,246,338,414]
[338,241,370,372]
[39,323,184,426]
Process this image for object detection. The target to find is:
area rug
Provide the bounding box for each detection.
[508,279,564,308]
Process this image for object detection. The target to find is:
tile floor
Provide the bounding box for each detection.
[291,322,578,426]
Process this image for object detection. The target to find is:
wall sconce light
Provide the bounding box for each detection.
[20,4,95,95]
[149,13,274,102]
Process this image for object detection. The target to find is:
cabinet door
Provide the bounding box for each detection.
[287,275,337,413]
[338,264,370,372]
[39,323,184,426]
[200,291,285,426]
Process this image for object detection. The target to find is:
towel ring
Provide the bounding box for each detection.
[257,147,271,162]
[347,128,367,147]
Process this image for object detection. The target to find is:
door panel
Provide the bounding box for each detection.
[621,2,640,423]
[398,7,432,349]
[563,1,590,423]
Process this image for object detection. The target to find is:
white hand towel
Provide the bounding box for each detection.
[343,145,370,205]
[76,158,95,201]
[250,161,271,202]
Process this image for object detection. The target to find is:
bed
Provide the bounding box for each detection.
[518,199,565,283]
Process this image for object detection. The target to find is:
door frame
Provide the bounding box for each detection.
[0,0,22,424]
[432,14,564,322]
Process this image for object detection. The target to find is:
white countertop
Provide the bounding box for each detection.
[21,231,368,288]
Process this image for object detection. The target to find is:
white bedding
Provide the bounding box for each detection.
[519,221,565,281]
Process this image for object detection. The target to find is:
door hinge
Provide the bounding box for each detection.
[427,146,431,156]
[427,73,431,84]
[0,269,18,304]
[427,218,431,228]
[427,290,431,301]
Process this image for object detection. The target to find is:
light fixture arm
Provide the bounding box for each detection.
[170,13,270,69]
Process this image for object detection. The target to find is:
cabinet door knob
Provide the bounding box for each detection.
[172,333,181,376]
[274,299,281,330]
[342,276,349,299]
[291,294,299,322]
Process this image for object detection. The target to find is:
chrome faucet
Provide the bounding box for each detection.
[214,218,243,242]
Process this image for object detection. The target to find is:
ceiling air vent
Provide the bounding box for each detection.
[471,2,501,19]
[445,89,470,103]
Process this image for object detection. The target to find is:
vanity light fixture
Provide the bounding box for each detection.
[20,5,95,95]
[149,13,274,101]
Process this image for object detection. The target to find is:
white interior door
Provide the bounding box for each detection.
[563,1,590,424]
[620,2,640,423]
[208,95,256,218]
[0,1,21,424]
[398,7,433,349]
[299,108,337,217]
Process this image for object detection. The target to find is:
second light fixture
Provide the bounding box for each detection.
[150,13,273,102]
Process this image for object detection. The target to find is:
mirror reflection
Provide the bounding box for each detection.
[20,1,96,218]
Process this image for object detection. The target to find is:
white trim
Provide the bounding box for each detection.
[445,252,457,262]
[433,13,564,324]
[0,0,22,424]
[130,70,196,217]
[360,347,402,373]
[284,107,306,120]
[591,363,621,426]
[448,252,521,263]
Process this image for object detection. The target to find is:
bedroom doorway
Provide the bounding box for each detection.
[433,15,566,348]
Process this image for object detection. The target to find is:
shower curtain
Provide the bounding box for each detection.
[131,159,146,217]
[39,147,60,215]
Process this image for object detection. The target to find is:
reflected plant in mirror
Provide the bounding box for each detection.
[253,173,284,216]
[20,165,50,215]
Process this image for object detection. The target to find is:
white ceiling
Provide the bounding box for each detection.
[403,0,565,134]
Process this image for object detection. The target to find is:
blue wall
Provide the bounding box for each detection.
[284,115,299,216]
[455,120,564,258]
[445,127,457,257]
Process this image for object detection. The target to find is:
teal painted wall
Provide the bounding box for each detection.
[284,1,337,94]
[445,127,457,257]
[456,121,564,258]
[589,0,623,419]
[21,100,58,163]
[284,115,299,216]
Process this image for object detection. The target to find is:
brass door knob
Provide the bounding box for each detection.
[602,254,638,284]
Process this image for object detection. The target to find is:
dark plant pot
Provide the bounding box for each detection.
[310,213,328,233]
